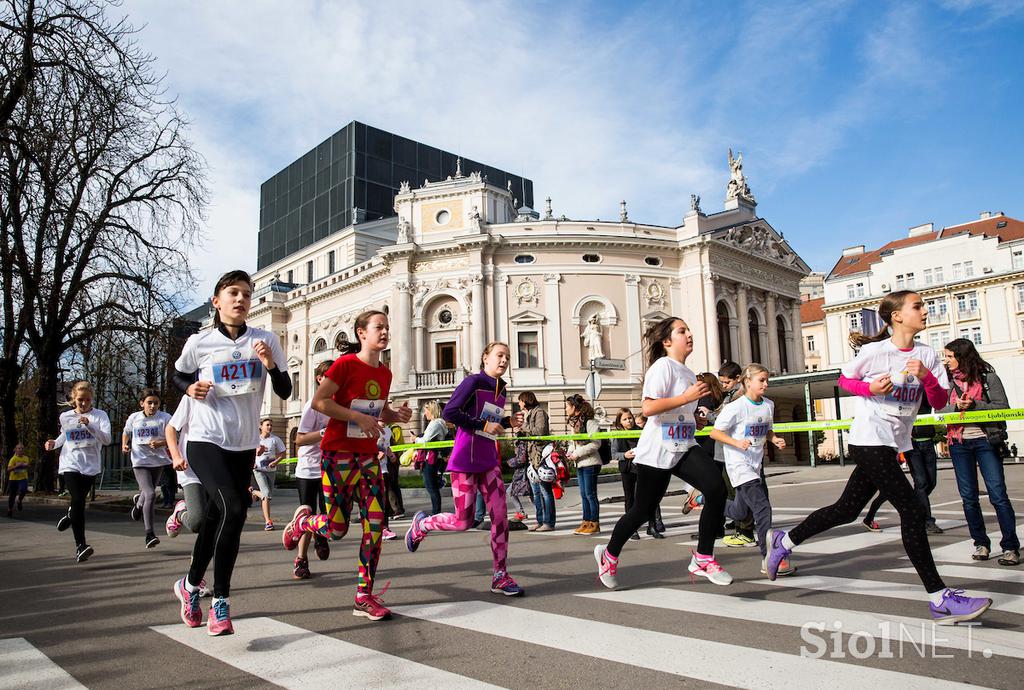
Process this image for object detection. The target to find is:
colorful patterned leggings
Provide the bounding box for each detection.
[291,451,384,593]
[415,465,509,573]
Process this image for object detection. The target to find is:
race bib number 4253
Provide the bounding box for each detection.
[212,359,263,397]
[65,427,96,449]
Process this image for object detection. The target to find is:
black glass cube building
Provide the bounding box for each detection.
[257,121,534,269]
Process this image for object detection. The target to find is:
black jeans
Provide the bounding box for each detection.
[864,438,938,525]
[185,441,255,598]
[609,445,726,557]
[791,445,944,593]
[62,472,95,547]
[421,462,443,515]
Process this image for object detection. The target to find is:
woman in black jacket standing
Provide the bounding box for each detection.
[612,408,664,539]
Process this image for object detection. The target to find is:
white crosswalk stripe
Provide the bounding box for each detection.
[578,587,1024,660]
[929,525,1024,563]
[788,520,965,554]
[393,600,979,688]
[755,575,1024,615]
[0,638,86,690]
[150,617,501,689]
[887,565,1024,585]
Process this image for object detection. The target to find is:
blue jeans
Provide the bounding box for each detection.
[531,480,556,527]
[421,463,442,515]
[950,437,1020,552]
[577,465,600,522]
[474,492,486,523]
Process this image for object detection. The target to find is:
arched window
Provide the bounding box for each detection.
[313,338,327,354]
[748,309,762,363]
[776,315,789,373]
[334,332,348,351]
[717,302,732,363]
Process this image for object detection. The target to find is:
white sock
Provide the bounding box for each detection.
[782,534,796,550]
[184,579,198,593]
[928,589,947,606]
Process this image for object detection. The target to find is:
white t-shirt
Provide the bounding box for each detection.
[254,434,285,472]
[635,357,699,470]
[296,400,329,480]
[55,408,111,476]
[168,397,200,487]
[713,396,775,486]
[843,339,948,452]
[174,326,288,451]
[124,410,172,468]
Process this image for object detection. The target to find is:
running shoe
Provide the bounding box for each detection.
[512,511,527,522]
[198,579,212,598]
[925,522,944,535]
[292,557,311,580]
[491,570,524,597]
[998,549,1020,566]
[207,597,234,636]
[594,544,618,589]
[723,533,756,548]
[761,557,796,577]
[930,588,992,625]
[687,553,733,586]
[174,577,202,627]
[165,500,186,538]
[973,545,990,561]
[314,535,330,561]
[282,505,311,551]
[681,489,703,515]
[764,529,792,581]
[862,520,882,532]
[56,507,71,532]
[536,524,553,532]
[130,493,141,521]
[75,544,93,563]
[145,532,160,549]
[353,591,391,621]
[391,512,406,520]
[405,510,427,553]
[264,521,274,531]
[647,526,665,539]
[382,527,398,541]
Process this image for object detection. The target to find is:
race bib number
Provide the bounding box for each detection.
[65,427,96,450]
[879,382,923,417]
[211,355,263,397]
[744,422,770,448]
[133,421,163,446]
[347,398,382,438]
[475,401,504,441]
[660,416,696,454]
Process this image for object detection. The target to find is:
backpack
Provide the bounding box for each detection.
[598,438,612,465]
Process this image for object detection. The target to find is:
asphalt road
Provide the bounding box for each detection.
[1,461,1022,689]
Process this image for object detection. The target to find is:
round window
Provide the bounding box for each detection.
[514,254,535,264]
[644,256,662,266]
[438,308,453,325]
[435,209,450,225]
[582,254,601,263]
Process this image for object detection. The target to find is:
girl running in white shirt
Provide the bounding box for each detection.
[170,270,291,636]
[765,290,992,624]
[122,388,172,548]
[253,418,286,530]
[45,381,110,563]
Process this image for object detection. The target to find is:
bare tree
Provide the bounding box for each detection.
[0,0,207,490]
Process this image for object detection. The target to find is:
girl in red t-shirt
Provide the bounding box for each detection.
[281,310,411,621]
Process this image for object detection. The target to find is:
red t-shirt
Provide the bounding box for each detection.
[320,353,393,456]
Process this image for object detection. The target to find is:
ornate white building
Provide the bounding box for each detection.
[237,157,811,453]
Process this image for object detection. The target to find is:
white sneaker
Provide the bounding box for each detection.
[594,545,618,589]
[688,553,733,586]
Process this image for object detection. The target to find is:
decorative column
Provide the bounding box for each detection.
[702,270,721,370]
[790,299,806,372]
[470,273,486,367]
[413,318,425,377]
[766,293,780,374]
[543,273,565,384]
[493,271,509,345]
[736,284,751,365]
[483,263,495,344]
[624,274,643,379]
[395,281,413,388]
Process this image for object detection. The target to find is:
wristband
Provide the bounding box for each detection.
[320,428,326,438]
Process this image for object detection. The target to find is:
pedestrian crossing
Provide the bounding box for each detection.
[928,525,1024,563]
[0,638,85,690]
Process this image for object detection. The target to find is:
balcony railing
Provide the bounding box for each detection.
[957,309,979,321]
[927,312,948,325]
[415,369,467,389]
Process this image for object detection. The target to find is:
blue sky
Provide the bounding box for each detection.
[129,0,1024,298]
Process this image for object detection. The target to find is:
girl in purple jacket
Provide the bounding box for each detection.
[405,342,525,596]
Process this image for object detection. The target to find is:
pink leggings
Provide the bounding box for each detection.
[417,465,509,573]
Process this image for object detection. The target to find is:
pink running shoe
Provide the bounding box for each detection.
[173,577,202,627]
[687,552,733,586]
[594,544,618,589]
[382,527,398,541]
[165,500,187,538]
[207,597,233,636]
[353,591,391,621]
[282,505,312,551]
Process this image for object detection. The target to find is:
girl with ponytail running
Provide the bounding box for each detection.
[764,290,992,624]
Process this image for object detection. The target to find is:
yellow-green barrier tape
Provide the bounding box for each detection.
[383,408,1024,453]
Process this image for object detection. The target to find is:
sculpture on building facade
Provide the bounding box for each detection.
[581,314,604,360]
[726,149,755,202]
[690,194,702,214]
[397,217,411,244]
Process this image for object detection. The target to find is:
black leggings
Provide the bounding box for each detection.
[790,445,945,593]
[620,466,662,530]
[63,472,95,547]
[609,445,726,557]
[296,476,327,514]
[185,441,254,598]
